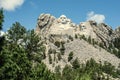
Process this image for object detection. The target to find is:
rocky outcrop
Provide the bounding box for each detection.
[93,23,113,48]
[36,14,56,37]
[78,21,114,48]
[114,26,120,38]
[36,14,77,42]
[36,13,120,48]
[35,13,120,71]
[37,14,56,29]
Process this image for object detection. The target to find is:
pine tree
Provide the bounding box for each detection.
[0,22,54,79]
[0,8,4,30]
[49,54,52,64]
[60,42,65,55]
[25,30,45,61]
[88,36,91,44]
[0,9,4,52]
[7,22,26,43]
[68,51,73,61]
[54,41,61,48]
[72,58,80,69]
[75,34,78,39]
[0,42,32,80]
[57,53,62,61]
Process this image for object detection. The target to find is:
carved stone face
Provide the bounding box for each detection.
[59,15,68,24]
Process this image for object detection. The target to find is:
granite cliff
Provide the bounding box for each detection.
[35,14,120,71]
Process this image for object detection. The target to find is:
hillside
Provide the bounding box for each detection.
[36,13,120,68]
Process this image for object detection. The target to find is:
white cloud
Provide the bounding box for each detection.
[86,11,105,23]
[0,0,24,11]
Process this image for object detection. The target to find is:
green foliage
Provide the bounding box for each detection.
[62,65,74,80]
[79,33,120,59]
[0,8,4,30]
[68,51,73,62]
[0,43,32,80]
[72,58,80,69]
[112,48,118,55]
[7,22,26,43]
[48,48,53,54]
[118,50,120,58]
[0,9,4,52]
[0,35,5,52]
[55,65,61,80]
[102,61,115,76]
[69,35,73,41]
[86,58,98,70]
[55,65,61,74]
[99,42,104,48]
[54,41,61,48]
[79,73,92,80]
[111,37,120,58]
[25,29,45,61]
[0,22,55,80]
[31,63,56,80]
[113,37,120,50]
[49,54,52,64]
[88,36,91,44]
[0,43,55,80]
[61,58,120,80]
[60,43,65,55]
[81,35,87,41]
[75,34,78,39]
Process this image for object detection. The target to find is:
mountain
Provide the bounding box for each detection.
[35,14,120,72]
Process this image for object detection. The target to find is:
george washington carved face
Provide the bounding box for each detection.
[58,15,71,24]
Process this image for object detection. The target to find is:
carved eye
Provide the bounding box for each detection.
[40,18,44,21]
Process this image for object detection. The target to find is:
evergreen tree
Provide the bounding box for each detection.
[7,22,26,43]
[102,61,115,76]
[69,35,73,41]
[0,8,4,30]
[68,51,73,61]
[88,36,92,44]
[72,58,80,69]
[0,9,4,52]
[49,54,52,64]
[62,65,74,80]
[57,53,62,61]
[25,30,45,62]
[60,43,65,55]
[0,42,32,80]
[75,34,78,39]
[0,22,54,80]
[54,41,61,48]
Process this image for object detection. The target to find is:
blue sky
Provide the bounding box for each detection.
[1,0,120,31]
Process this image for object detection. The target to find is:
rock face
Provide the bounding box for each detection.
[114,26,120,38]
[36,14,77,42]
[36,14,118,48]
[35,13,120,71]
[36,14,56,36]
[77,21,114,48]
